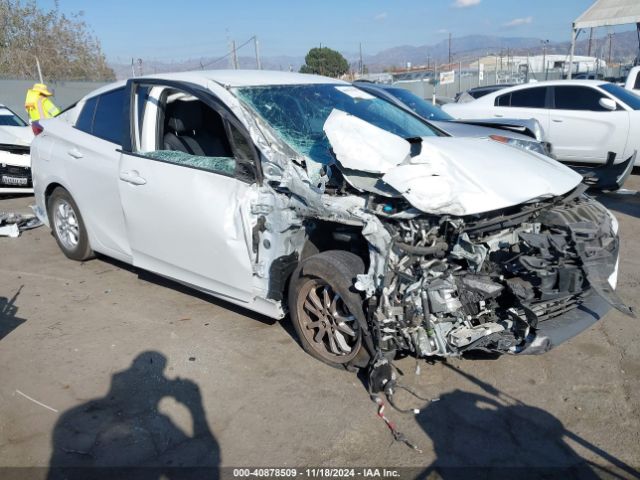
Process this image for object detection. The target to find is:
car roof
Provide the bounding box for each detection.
[468,84,514,92]
[201,69,346,87]
[475,79,609,101]
[81,70,349,102]
[495,79,607,92]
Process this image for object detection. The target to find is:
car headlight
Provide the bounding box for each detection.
[489,134,548,156]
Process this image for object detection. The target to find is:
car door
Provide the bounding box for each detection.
[59,87,131,260]
[491,86,550,135]
[548,85,630,163]
[117,80,260,302]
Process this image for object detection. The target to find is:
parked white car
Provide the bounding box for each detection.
[443,80,640,166]
[31,71,630,378]
[0,104,34,194]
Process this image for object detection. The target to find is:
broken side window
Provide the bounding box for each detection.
[132,85,253,180]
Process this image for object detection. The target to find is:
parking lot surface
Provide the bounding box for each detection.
[1,175,639,477]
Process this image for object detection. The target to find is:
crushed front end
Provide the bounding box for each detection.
[366,187,632,359]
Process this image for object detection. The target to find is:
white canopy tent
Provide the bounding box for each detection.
[569,0,640,78]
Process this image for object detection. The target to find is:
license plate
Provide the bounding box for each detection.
[1,175,28,186]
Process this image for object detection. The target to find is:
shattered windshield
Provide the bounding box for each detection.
[235,84,438,165]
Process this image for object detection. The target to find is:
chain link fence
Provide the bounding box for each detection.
[0,78,108,120]
[394,70,565,101]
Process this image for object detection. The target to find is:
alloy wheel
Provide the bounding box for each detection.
[297,279,360,363]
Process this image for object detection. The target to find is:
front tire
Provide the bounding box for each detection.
[48,187,93,261]
[288,250,370,370]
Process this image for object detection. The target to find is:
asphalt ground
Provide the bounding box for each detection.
[1,174,639,479]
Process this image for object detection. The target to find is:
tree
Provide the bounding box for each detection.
[299,47,349,78]
[0,0,115,81]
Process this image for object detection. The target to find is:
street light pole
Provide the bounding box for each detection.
[542,40,549,80]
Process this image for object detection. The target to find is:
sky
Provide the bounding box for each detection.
[38,0,632,63]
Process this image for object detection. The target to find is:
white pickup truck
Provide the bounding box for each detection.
[625,66,640,94]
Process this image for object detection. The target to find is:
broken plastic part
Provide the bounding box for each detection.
[0,211,42,237]
[323,109,411,173]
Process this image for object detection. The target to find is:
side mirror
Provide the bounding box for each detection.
[599,97,617,111]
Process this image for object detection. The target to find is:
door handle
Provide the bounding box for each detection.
[494,114,504,118]
[68,148,83,159]
[552,119,563,123]
[119,170,147,186]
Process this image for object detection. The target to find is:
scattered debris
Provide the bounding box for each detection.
[0,210,42,237]
[368,358,440,451]
[15,389,58,413]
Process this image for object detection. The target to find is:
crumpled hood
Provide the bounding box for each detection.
[323,109,582,216]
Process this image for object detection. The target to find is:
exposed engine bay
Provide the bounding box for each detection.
[364,187,629,359]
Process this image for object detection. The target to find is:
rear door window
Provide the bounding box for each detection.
[92,88,126,145]
[75,97,98,134]
[553,86,607,111]
[74,87,125,145]
[496,87,547,108]
[496,93,511,106]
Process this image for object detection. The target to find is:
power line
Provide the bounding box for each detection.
[200,36,256,69]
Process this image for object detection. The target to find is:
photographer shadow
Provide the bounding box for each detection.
[0,285,26,341]
[47,351,219,480]
[417,366,639,480]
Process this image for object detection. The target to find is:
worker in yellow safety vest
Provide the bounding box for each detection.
[24,83,60,122]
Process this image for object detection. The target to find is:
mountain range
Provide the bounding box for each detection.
[110,31,639,79]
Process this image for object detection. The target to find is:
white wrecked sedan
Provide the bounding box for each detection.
[31,71,632,375]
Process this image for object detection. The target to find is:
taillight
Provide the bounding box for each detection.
[31,122,44,136]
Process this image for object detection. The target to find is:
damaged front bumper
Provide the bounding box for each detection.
[516,287,611,355]
[362,187,633,360]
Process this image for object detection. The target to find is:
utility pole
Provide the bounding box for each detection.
[433,61,438,105]
[231,40,239,69]
[541,40,549,80]
[254,36,261,70]
[131,58,136,77]
[608,33,613,66]
[588,28,594,56]
[448,32,452,67]
[35,56,43,83]
[359,42,363,76]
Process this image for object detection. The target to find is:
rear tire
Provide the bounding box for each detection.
[288,250,371,370]
[48,187,93,261]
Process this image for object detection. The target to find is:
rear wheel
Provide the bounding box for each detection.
[288,250,370,370]
[48,187,93,261]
